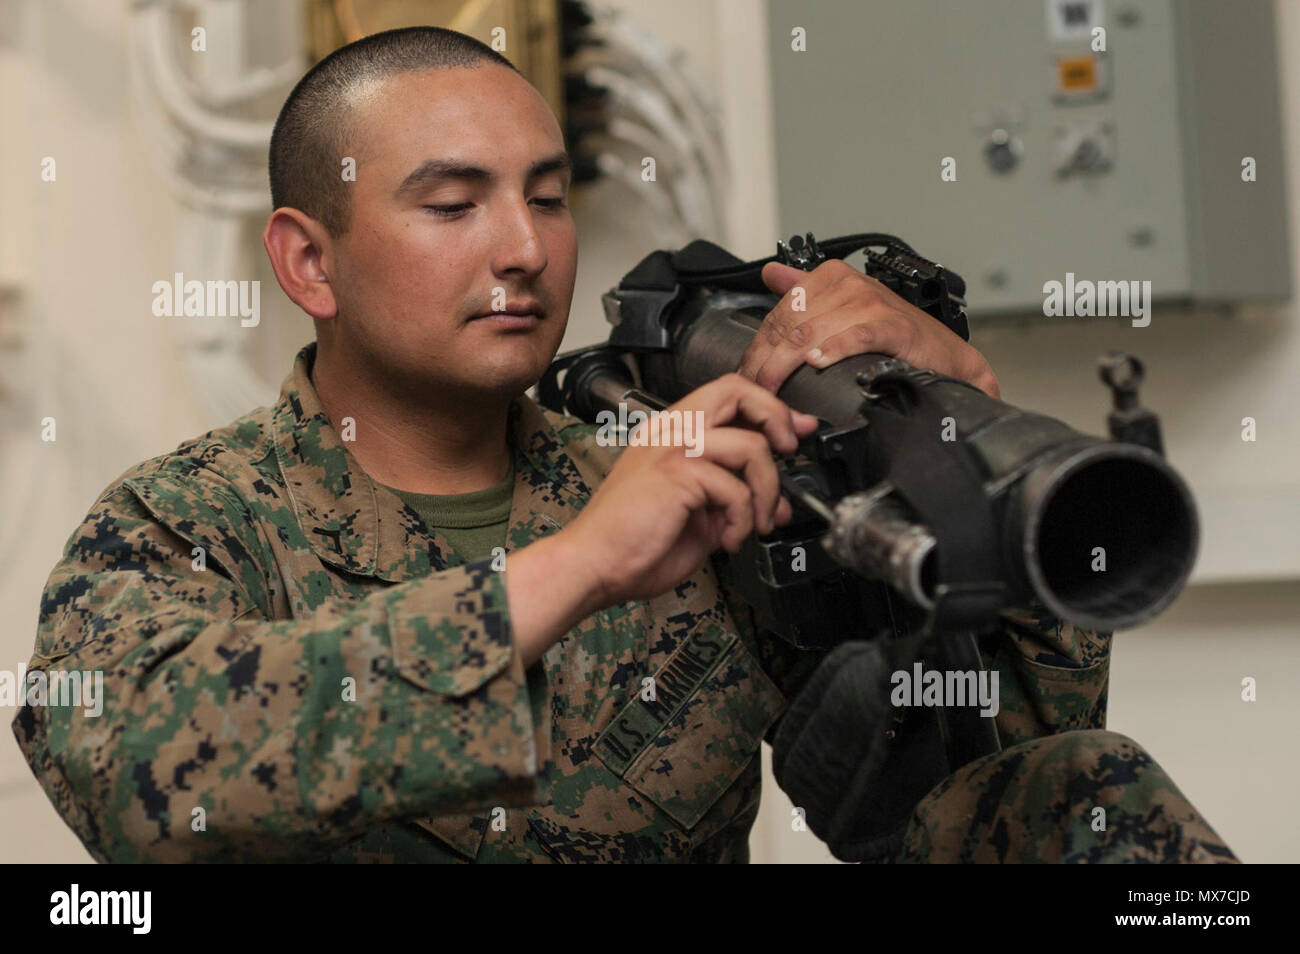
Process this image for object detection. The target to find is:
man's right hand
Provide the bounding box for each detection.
[506,374,819,665]
[566,373,820,604]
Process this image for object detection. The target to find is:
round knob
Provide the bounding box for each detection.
[1073,136,1102,170]
[983,128,1022,173]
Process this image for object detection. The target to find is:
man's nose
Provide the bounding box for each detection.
[489,198,548,277]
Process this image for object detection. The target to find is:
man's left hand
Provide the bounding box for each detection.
[737,259,1001,399]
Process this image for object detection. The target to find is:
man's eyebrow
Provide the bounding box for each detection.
[395,152,573,197]
[527,152,573,180]
[395,159,490,196]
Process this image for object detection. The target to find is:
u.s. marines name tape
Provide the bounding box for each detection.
[595,627,736,774]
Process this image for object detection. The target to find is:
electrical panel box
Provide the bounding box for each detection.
[766,0,1291,315]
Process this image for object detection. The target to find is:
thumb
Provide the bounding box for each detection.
[761,261,808,297]
[792,409,821,435]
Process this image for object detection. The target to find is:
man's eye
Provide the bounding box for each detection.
[424,203,472,217]
[532,197,567,210]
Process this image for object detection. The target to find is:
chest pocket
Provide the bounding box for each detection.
[593,623,787,831]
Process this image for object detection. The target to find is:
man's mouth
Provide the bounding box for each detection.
[469,300,546,327]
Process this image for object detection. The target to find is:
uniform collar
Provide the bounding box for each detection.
[272,342,595,581]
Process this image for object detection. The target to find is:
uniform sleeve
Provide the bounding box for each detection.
[981,605,1111,748]
[10,480,549,863]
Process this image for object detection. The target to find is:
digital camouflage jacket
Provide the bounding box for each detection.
[12,343,1112,863]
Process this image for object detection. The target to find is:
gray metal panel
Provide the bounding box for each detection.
[765,0,1288,314]
[1175,0,1291,301]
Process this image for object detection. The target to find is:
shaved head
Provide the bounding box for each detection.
[268,26,519,235]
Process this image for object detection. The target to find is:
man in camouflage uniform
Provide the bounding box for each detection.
[12,27,1236,863]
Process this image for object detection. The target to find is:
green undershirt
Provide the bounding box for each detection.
[381,460,514,565]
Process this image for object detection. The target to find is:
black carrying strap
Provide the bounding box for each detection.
[863,372,1005,768]
[618,233,918,294]
[861,373,1005,674]
[865,373,1005,635]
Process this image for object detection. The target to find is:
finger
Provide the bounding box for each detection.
[739,263,849,382]
[674,373,806,453]
[760,261,809,297]
[972,367,1001,399]
[772,495,794,527]
[706,398,821,446]
[684,427,782,535]
[749,307,879,392]
[804,316,912,371]
[684,506,725,558]
[679,463,755,552]
[792,409,821,436]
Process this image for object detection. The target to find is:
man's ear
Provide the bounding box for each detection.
[263,207,339,321]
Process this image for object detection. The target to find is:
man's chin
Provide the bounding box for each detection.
[378,332,561,406]
[444,359,554,405]
[463,338,561,394]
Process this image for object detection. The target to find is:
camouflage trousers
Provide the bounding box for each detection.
[894,729,1239,863]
